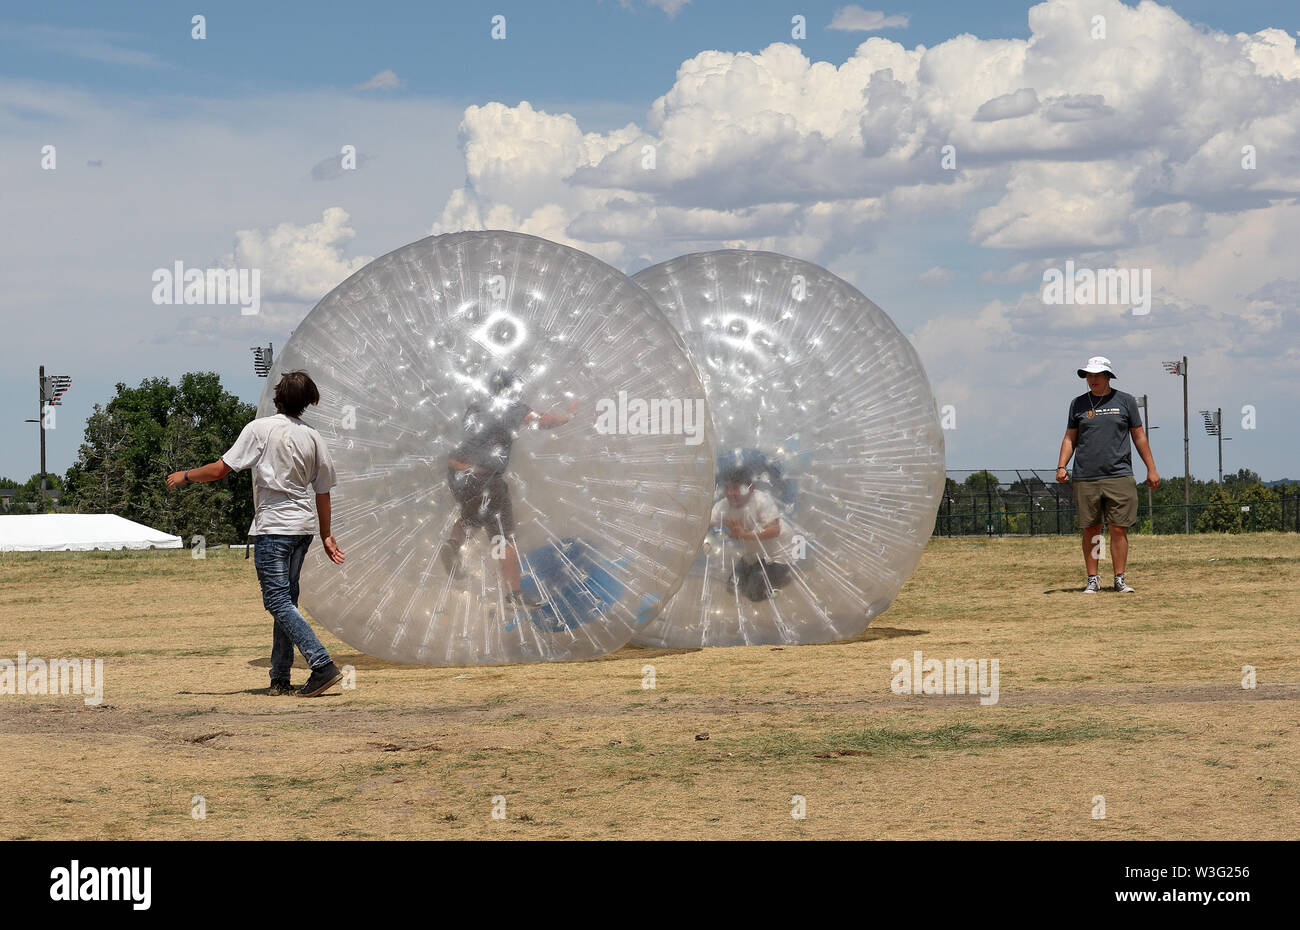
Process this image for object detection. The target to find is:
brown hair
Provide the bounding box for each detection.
[273,371,320,418]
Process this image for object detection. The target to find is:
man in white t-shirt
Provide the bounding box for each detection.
[711,465,794,601]
[166,371,345,697]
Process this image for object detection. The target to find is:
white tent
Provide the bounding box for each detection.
[0,514,183,552]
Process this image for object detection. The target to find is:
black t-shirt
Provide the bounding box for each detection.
[451,399,532,472]
[1066,389,1142,480]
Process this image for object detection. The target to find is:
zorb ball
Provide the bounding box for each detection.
[256,231,716,665]
[629,250,944,648]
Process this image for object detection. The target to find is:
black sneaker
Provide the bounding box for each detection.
[268,679,295,696]
[298,662,343,697]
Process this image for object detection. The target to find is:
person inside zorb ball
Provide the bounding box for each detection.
[630,250,946,648]
[713,463,795,602]
[441,367,578,610]
[257,230,716,666]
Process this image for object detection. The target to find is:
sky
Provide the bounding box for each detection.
[2,0,1298,483]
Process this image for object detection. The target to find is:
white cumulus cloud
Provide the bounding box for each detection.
[230,207,372,303]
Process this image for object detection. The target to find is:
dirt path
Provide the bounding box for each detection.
[4,681,1294,745]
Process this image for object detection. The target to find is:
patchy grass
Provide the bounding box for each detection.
[0,534,1297,839]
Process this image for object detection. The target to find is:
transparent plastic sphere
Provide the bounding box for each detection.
[256,231,716,665]
[629,250,945,648]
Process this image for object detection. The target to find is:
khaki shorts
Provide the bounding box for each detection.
[1073,476,1139,529]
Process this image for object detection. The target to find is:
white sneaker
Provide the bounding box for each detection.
[1083,576,1101,594]
[1114,574,1135,593]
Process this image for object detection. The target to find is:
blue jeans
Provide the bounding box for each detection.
[253,534,332,680]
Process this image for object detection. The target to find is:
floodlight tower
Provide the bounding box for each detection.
[1199,408,1232,484]
[252,343,273,377]
[1163,357,1189,533]
[23,366,72,508]
[1136,394,1159,526]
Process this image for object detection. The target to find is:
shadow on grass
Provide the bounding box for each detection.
[178,688,343,698]
[247,653,406,671]
[832,626,928,645]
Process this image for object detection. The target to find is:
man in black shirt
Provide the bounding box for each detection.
[1056,356,1160,593]
[441,368,576,608]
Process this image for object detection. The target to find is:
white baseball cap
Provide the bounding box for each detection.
[1077,356,1117,378]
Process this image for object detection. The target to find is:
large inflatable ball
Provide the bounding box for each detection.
[629,250,944,648]
[256,231,716,665]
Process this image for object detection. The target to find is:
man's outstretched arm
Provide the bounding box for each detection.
[166,459,232,488]
[530,398,580,429]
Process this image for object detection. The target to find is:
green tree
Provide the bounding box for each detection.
[61,402,135,517]
[963,471,1002,534]
[1278,483,1300,533]
[934,476,963,536]
[1236,483,1282,532]
[963,470,1000,491]
[1195,484,1242,533]
[60,372,255,542]
[3,473,63,513]
[1149,475,1216,534]
[1222,468,1262,490]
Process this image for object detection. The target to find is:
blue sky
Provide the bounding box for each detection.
[3,0,1299,483]
[6,1,1295,103]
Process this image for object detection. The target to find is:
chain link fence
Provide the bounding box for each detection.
[935,469,1300,537]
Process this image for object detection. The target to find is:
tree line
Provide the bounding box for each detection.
[935,469,1300,535]
[3,372,255,544]
[5,373,1295,540]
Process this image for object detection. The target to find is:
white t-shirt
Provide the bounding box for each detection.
[221,414,337,536]
[710,489,792,563]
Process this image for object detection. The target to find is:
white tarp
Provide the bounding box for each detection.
[0,514,183,552]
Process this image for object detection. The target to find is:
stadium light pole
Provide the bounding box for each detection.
[1163,357,1190,533]
[34,364,47,507]
[37,366,45,509]
[1137,394,1158,528]
[23,366,72,509]
[252,342,273,378]
[1199,408,1232,484]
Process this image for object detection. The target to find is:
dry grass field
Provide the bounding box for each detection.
[1,533,1297,840]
